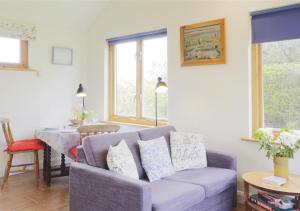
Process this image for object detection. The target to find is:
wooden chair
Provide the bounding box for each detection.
[1,118,44,189]
[69,124,120,158]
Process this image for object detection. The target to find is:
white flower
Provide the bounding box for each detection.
[258,128,274,139]
[291,130,300,140]
[273,139,281,144]
[280,132,298,147]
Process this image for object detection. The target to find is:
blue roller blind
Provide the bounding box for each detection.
[107,28,167,45]
[251,3,300,43]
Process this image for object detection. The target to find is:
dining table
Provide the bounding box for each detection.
[35,127,79,186]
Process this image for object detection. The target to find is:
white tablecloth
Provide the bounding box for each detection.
[35,128,80,156]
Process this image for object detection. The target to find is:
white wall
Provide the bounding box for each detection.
[87,0,300,191]
[0,25,87,176]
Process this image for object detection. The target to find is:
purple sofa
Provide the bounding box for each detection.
[70,126,237,211]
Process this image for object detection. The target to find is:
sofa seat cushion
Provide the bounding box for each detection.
[150,179,205,211]
[164,167,236,197]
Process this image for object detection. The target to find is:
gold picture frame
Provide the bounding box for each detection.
[180,18,226,66]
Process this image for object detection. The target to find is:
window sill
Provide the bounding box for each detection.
[0,67,38,73]
[108,116,168,127]
[241,137,258,142]
[106,120,152,128]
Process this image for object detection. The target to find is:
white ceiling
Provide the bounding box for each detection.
[0,1,110,30]
[0,0,284,30]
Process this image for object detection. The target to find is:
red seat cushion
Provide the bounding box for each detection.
[69,146,77,158]
[7,139,44,152]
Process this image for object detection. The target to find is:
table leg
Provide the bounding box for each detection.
[43,144,47,181]
[243,181,249,211]
[61,154,66,176]
[45,144,51,187]
[296,195,300,210]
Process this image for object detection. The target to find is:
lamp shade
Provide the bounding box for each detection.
[155,77,168,93]
[76,84,86,97]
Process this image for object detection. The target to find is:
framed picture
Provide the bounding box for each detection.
[52,47,73,65]
[180,18,226,66]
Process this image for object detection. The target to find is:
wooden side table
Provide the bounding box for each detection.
[242,171,300,211]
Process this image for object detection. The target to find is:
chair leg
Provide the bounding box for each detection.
[1,154,13,189]
[34,151,39,182]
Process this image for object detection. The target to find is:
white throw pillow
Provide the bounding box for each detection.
[170,131,207,171]
[138,137,175,182]
[107,140,139,179]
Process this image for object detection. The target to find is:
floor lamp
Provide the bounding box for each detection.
[76,84,87,120]
[155,77,168,127]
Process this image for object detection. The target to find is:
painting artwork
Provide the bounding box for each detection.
[52,47,73,65]
[180,19,226,66]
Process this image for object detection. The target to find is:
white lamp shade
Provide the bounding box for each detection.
[76,84,86,97]
[155,77,168,93]
[76,92,87,97]
[155,86,168,93]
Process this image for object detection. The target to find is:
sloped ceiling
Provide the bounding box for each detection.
[0,1,110,30]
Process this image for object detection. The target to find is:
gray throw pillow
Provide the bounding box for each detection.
[138,137,175,182]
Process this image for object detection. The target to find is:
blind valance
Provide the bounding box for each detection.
[0,19,36,40]
[251,3,300,43]
[107,28,167,45]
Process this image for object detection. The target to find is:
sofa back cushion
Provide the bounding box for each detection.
[82,131,145,178]
[138,125,176,154]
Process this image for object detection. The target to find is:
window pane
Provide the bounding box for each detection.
[142,37,168,120]
[262,39,300,129]
[115,42,137,117]
[0,37,20,63]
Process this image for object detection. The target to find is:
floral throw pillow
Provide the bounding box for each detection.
[107,140,139,179]
[138,137,175,182]
[170,131,207,171]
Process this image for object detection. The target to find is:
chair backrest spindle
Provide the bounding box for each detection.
[0,118,14,146]
[77,124,120,143]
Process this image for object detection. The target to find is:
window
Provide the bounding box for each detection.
[252,39,300,132]
[0,37,28,69]
[108,33,167,126]
[251,3,300,134]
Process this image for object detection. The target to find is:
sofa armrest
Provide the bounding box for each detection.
[206,150,236,171]
[70,162,152,211]
[76,145,87,163]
